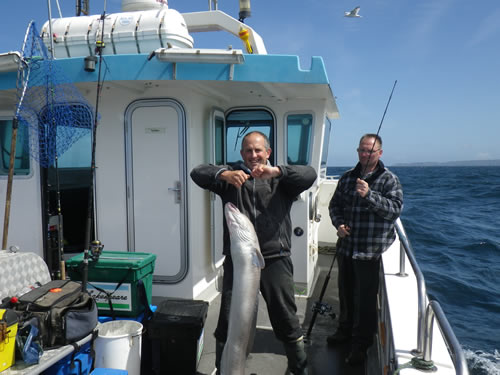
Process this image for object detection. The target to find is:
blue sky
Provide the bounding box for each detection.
[1,0,499,166]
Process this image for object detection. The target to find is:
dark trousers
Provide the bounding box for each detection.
[214,255,303,343]
[337,253,381,350]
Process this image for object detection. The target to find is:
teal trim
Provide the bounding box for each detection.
[0,53,330,89]
[0,72,17,90]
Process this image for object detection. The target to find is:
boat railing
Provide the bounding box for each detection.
[395,220,469,375]
[423,300,470,374]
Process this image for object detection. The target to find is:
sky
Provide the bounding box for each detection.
[1,0,499,166]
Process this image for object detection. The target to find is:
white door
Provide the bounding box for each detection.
[125,99,187,283]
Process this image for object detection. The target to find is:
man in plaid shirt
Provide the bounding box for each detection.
[328,133,403,365]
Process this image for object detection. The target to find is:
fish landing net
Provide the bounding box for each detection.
[15,22,94,168]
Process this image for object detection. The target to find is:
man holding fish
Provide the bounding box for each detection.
[191,131,316,375]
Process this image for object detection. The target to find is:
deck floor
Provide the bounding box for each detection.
[192,252,366,375]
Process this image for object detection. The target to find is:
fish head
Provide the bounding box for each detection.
[224,202,258,246]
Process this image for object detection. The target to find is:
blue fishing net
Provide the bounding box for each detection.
[15,22,95,168]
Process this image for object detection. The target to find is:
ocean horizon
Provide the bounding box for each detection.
[328,160,500,168]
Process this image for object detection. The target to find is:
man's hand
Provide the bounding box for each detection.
[220,170,250,188]
[356,178,370,198]
[250,165,281,179]
[337,224,351,238]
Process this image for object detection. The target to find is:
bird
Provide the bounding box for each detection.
[345,6,362,18]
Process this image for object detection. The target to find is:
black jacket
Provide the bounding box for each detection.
[190,163,317,258]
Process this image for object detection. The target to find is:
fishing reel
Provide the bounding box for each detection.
[311,301,336,320]
[89,240,104,262]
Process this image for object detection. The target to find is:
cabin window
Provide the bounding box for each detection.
[42,104,93,255]
[55,132,92,168]
[286,113,313,165]
[214,115,225,165]
[38,103,94,168]
[0,119,30,176]
[225,109,275,165]
[321,117,332,170]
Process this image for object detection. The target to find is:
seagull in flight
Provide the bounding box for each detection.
[345,6,362,18]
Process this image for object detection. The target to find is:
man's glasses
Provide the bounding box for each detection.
[357,148,380,154]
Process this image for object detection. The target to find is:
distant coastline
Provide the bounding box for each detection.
[390,159,500,167]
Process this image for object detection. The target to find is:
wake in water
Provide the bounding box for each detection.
[465,349,500,375]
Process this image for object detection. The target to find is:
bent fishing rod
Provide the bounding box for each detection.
[305,80,398,341]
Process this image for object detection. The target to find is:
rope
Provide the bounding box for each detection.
[394,357,436,374]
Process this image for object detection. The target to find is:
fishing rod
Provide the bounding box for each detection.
[83,2,107,292]
[305,248,337,340]
[360,80,398,177]
[305,80,398,341]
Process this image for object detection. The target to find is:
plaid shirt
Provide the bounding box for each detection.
[329,161,403,260]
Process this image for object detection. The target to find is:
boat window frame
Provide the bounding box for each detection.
[37,102,94,169]
[320,117,332,176]
[284,111,315,166]
[0,116,32,178]
[223,107,276,166]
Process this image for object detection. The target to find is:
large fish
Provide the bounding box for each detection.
[221,202,265,375]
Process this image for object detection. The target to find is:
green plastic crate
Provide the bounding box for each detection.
[66,251,156,317]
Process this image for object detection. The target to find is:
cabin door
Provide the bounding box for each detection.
[125,99,187,284]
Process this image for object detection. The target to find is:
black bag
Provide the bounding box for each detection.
[15,280,98,348]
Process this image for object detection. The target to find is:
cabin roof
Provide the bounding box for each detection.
[0,52,339,118]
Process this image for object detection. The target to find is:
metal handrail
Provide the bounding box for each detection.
[424,301,470,375]
[394,220,470,375]
[395,220,427,354]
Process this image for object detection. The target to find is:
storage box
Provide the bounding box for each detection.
[0,309,18,372]
[66,251,156,317]
[147,299,209,375]
[43,341,93,375]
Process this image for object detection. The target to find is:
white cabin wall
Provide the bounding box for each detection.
[92,88,129,253]
[186,101,220,300]
[0,159,43,255]
[0,109,44,257]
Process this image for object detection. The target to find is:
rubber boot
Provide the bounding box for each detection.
[215,340,225,375]
[284,338,308,375]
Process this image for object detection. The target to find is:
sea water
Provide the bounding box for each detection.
[327,166,500,375]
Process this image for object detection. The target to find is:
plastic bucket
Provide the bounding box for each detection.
[94,320,143,375]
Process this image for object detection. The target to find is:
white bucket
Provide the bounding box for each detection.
[94,320,143,375]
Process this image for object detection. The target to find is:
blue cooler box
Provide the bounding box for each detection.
[43,341,92,375]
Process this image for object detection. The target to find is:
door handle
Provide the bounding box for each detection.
[168,182,181,203]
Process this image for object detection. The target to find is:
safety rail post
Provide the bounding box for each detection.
[395,220,427,355]
[423,301,470,375]
[396,239,408,277]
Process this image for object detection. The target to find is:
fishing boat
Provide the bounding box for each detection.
[0,0,469,373]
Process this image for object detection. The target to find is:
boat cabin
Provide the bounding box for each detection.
[0,0,338,302]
